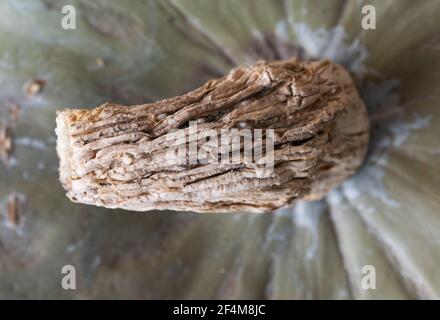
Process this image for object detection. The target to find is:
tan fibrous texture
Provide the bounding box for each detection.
[56,59,369,213]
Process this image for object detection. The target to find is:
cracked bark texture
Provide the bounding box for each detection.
[56,59,369,213]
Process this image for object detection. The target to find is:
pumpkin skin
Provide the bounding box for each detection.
[0,0,439,299]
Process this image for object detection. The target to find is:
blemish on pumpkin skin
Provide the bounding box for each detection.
[0,124,14,166]
[6,193,26,228]
[0,192,27,234]
[86,57,107,72]
[23,79,46,97]
[95,58,105,68]
[8,102,21,123]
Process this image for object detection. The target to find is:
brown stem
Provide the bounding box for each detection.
[56,59,369,213]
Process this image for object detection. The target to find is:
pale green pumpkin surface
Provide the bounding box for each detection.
[0,0,439,299]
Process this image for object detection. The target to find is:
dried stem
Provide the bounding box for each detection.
[56,59,369,213]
